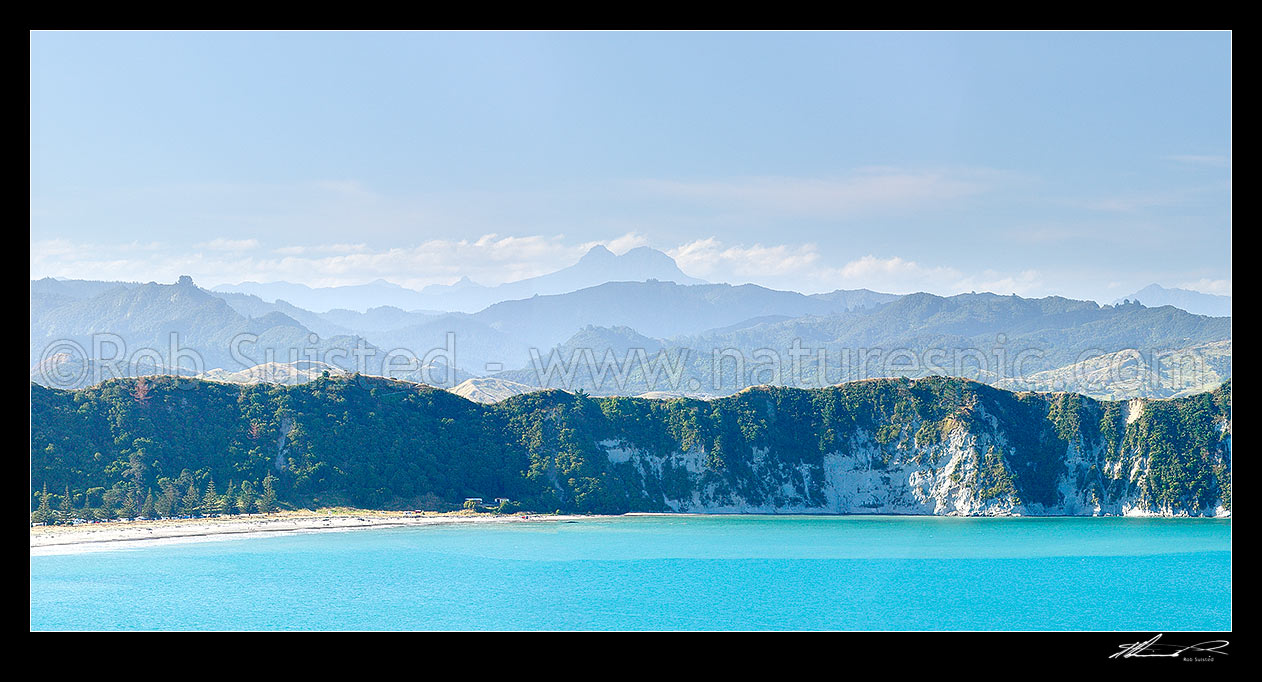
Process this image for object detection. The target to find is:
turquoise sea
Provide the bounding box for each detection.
[30,516,1231,631]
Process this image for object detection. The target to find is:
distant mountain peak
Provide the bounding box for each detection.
[620,245,676,265]
[580,244,616,262]
[1114,283,1230,317]
[210,244,706,314]
[568,245,704,285]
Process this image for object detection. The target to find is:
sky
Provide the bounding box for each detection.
[30,31,1232,302]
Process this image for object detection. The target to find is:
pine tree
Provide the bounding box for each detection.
[222,481,237,516]
[59,485,72,523]
[100,495,118,520]
[80,488,97,521]
[202,479,220,516]
[124,451,148,490]
[140,489,156,519]
[259,474,278,514]
[155,482,177,518]
[181,482,201,517]
[32,484,54,525]
[237,480,256,515]
[120,492,138,520]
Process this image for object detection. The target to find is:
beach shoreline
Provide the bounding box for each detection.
[30,510,601,555]
[32,509,1231,556]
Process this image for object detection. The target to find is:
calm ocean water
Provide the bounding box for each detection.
[30,515,1231,631]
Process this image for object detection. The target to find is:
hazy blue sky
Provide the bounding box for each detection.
[30,31,1231,301]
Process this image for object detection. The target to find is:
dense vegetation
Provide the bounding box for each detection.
[30,374,1231,520]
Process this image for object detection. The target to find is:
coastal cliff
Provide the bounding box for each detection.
[587,381,1230,517]
[31,376,1230,518]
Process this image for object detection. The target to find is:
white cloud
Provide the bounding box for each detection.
[670,240,1045,297]
[273,243,371,256]
[1178,278,1232,296]
[836,255,939,281]
[668,238,819,279]
[590,232,651,255]
[821,254,1042,297]
[30,231,1214,305]
[30,232,659,290]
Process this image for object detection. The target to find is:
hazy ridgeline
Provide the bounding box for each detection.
[31,265,1230,400]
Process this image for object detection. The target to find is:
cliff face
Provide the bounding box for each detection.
[30,375,1231,517]
[590,383,1231,517]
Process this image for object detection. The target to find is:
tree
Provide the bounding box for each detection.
[132,377,152,407]
[124,450,148,490]
[102,485,127,513]
[175,469,195,493]
[79,493,96,521]
[100,495,119,520]
[259,474,278,514]
[155,481,177,518]
[59,485,72,522]
[81,487,102,521]
[495,499,519,514]
[32,484,54,525]
[140,489,156,519]
[181,482,201,517]
[119,492,138,519]
[222,481,237,516]
[202,479,221,516]
[237,480,256,515]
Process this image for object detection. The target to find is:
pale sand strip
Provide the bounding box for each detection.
[30,511,600,555]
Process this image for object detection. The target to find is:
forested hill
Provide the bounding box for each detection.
[30,375,1231,518]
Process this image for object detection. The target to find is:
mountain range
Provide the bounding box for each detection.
[31,248,1232,400]
[213,245,707,313]
[496,293,1231,399]
[29,275,462,388]
[1115,283,1231,317]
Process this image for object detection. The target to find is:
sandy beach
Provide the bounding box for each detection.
[30,510,599,555]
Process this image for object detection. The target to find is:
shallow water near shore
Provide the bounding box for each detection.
[30,515,1231,630]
